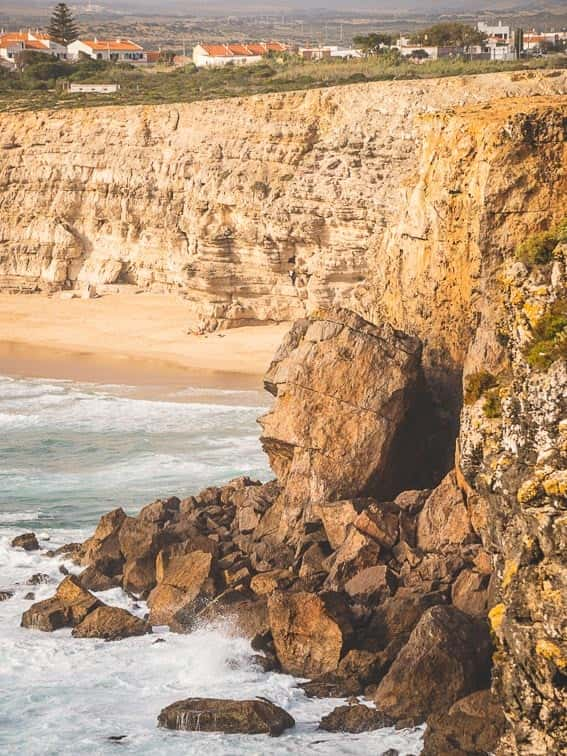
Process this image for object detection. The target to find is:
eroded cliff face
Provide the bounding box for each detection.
[1,72,565,344]
[459,243,567,755]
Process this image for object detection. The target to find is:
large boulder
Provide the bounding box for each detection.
[147,550,215,627]
[259,308,422,538]
[81,507,126,573]
[319,704,393,733]
[423,689,507,756]
[72,606,151,641]
[21,575,100,631]
[11,532,39,551]
[374,605,491,724]
[158,698,295,736]
[267,590,352,677]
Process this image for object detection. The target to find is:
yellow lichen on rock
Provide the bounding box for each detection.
[535,639,567,670]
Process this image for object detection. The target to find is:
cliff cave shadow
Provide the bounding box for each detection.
[366,366,463,501]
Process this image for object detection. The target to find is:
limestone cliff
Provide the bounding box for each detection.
[1,72,565,350]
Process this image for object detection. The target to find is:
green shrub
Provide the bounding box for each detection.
[464,370,498,405]
[524,299,567,370]
[516,216,567,266]
[483,391,502,418]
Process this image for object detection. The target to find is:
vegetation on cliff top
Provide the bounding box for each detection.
[0,51,565,113]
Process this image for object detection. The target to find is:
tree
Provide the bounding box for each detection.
[409,23,486,49]
[48,3,79,46]
[353,33,393,55]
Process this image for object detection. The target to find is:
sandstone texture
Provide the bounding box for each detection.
[72,606,151,640]
[157,697,295,736]
[259,307,422,535]
[318,703,392,733]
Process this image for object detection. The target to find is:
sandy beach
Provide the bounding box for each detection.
[0,292,290,390]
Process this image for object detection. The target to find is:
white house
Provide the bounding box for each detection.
[477,21,511,43]
[0,31,67,64]
[395,38,463,60]
[67,38,147,63]
[192,42,287,68]
[299,45,363,61]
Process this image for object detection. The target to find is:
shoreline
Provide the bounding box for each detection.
[0,292,289,393]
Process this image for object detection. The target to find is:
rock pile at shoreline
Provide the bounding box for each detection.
[17,307,506,748]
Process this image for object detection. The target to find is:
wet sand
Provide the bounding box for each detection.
[0,292,289,391]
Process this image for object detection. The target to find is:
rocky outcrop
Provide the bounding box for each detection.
[459,237,567,754]
[259,307,422,537]
[21,575,100,631]
[267,590,352,677]
[157,698,295,736]
[11,532,39,551]
[72,606,151,640]
[318,704,392,733]
[373,605,491,723]
[423,689,506,756]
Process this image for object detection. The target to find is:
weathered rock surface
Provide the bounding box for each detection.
[267,590,352,677]
[459,243,567,755]
[11,532,39,551]
[374,606,491,723]
[21,575,100,631]
[319,704,393,733]
[157,697,295,736]
[72,606,151,640]
[423,689,506,756]
[259,307,422,537]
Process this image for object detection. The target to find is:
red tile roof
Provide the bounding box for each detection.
[82,39,143,52]
[199,41,287,58]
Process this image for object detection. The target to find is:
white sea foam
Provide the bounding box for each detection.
[0,530,424,756]
[0,376,424,754]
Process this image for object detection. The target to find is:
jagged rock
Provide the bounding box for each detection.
[81,508,125,574]
[374,606,491,723]
[344,565,397,604]
[122,556,156,598]
[118,516,163,564]
[324,528,381,590]
[319,704,393,733]
[268,590,352,677]
[157,697,295,736]
[259,308,422,539]
[11,532,39,551]
[24,592,35,601]
[78,566,119,592]
[72,606,151,640]
[138,497,179,524]
[250,569,293,596]
[319,500,360,549]
[21,597,69,631]
[21,575,100,631]
[423,689,506,756]
[299,543,330,579]
[233,480,277,534]
[353,504,399,549]
[300,673,362,698]
[360,589,446,652]
[26,573,51,585]
[148,550,215,626]
[416,472,474,552]
[394,489,430,514]
[451,568,489,618]
[0,590,14,601]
